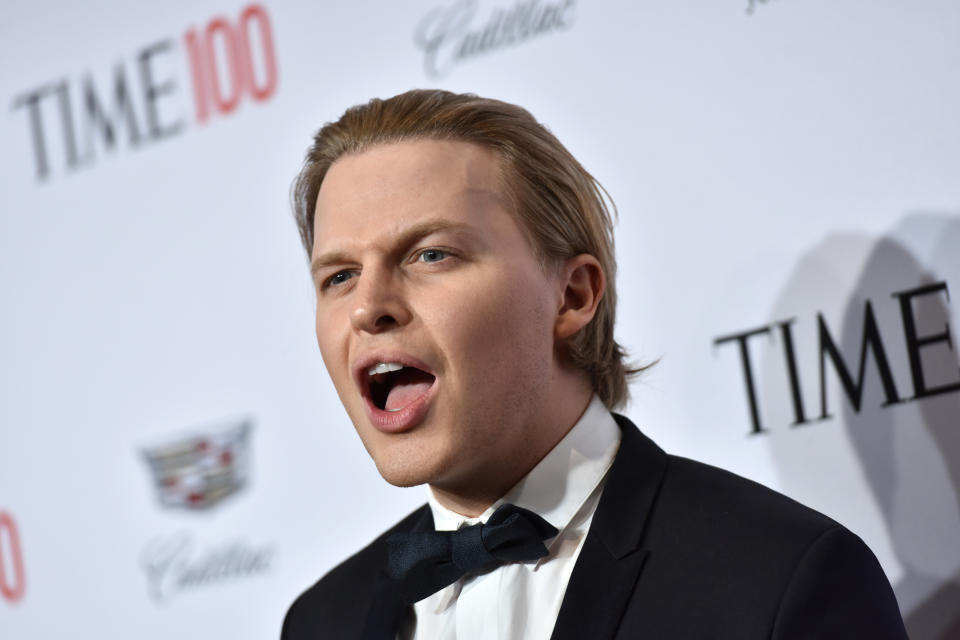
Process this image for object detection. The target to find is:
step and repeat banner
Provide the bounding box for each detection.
[2,0,959,637]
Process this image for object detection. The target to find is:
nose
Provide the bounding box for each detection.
[349,265,412,333]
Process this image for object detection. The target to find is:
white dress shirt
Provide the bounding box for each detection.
[407,395,622,640]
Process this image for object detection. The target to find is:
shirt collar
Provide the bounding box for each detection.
[426,394,621,534]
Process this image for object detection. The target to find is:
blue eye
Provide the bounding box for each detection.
[419,249,447,263]
[326,271,354,287]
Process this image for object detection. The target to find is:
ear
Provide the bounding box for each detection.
[555,254,605,340]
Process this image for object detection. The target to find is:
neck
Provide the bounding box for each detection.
[429,377,595,518]
[429,485,505,519]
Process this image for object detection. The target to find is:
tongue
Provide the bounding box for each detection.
[385,370,434,411]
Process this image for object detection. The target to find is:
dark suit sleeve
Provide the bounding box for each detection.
[771,527,907,639]
[280,596,301,640]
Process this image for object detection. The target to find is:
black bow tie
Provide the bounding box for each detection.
[385,503,559,604]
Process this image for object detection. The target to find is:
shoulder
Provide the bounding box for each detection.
[610,414,841,553]
[657,453,838,540]
[625,451,905,636]
[667,457,904,634]
[641,453,846,594]
[605,415,904,636]
[281,505,429,639]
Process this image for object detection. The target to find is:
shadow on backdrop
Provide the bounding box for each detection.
[763,214,960,640]
[842,216,960,640]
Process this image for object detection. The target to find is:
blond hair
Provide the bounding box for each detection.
[292,89,644,408]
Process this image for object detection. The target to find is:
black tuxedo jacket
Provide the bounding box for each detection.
[282,415,907,639]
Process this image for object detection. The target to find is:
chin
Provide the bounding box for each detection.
[368,439,453,489]
[376,468,429,488]
[374,459,442,488]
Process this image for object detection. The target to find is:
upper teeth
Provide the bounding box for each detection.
[368,362,404,376]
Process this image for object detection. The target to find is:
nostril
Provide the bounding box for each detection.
[374,314,397,327]
[351,304,401,333]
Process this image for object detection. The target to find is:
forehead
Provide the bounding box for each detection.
[312,139,513,249]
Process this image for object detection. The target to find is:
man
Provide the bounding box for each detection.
[282,90,907,639]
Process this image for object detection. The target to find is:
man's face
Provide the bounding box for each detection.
[311,139,565,495]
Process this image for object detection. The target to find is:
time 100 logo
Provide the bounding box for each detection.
[0,511,25,604]
[12,3,279,181]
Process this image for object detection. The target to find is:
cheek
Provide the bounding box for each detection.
[436,268,556,377]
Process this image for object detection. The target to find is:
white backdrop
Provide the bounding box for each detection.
[2,0,959,637]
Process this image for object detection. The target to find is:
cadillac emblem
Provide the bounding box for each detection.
[141,419,253,510]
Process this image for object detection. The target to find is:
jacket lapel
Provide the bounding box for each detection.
[550,414,669,640]
[362,506,434,640]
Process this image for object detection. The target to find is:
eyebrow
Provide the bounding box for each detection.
[310,219,474,280]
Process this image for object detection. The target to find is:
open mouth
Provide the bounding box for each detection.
[368,364,436,412]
